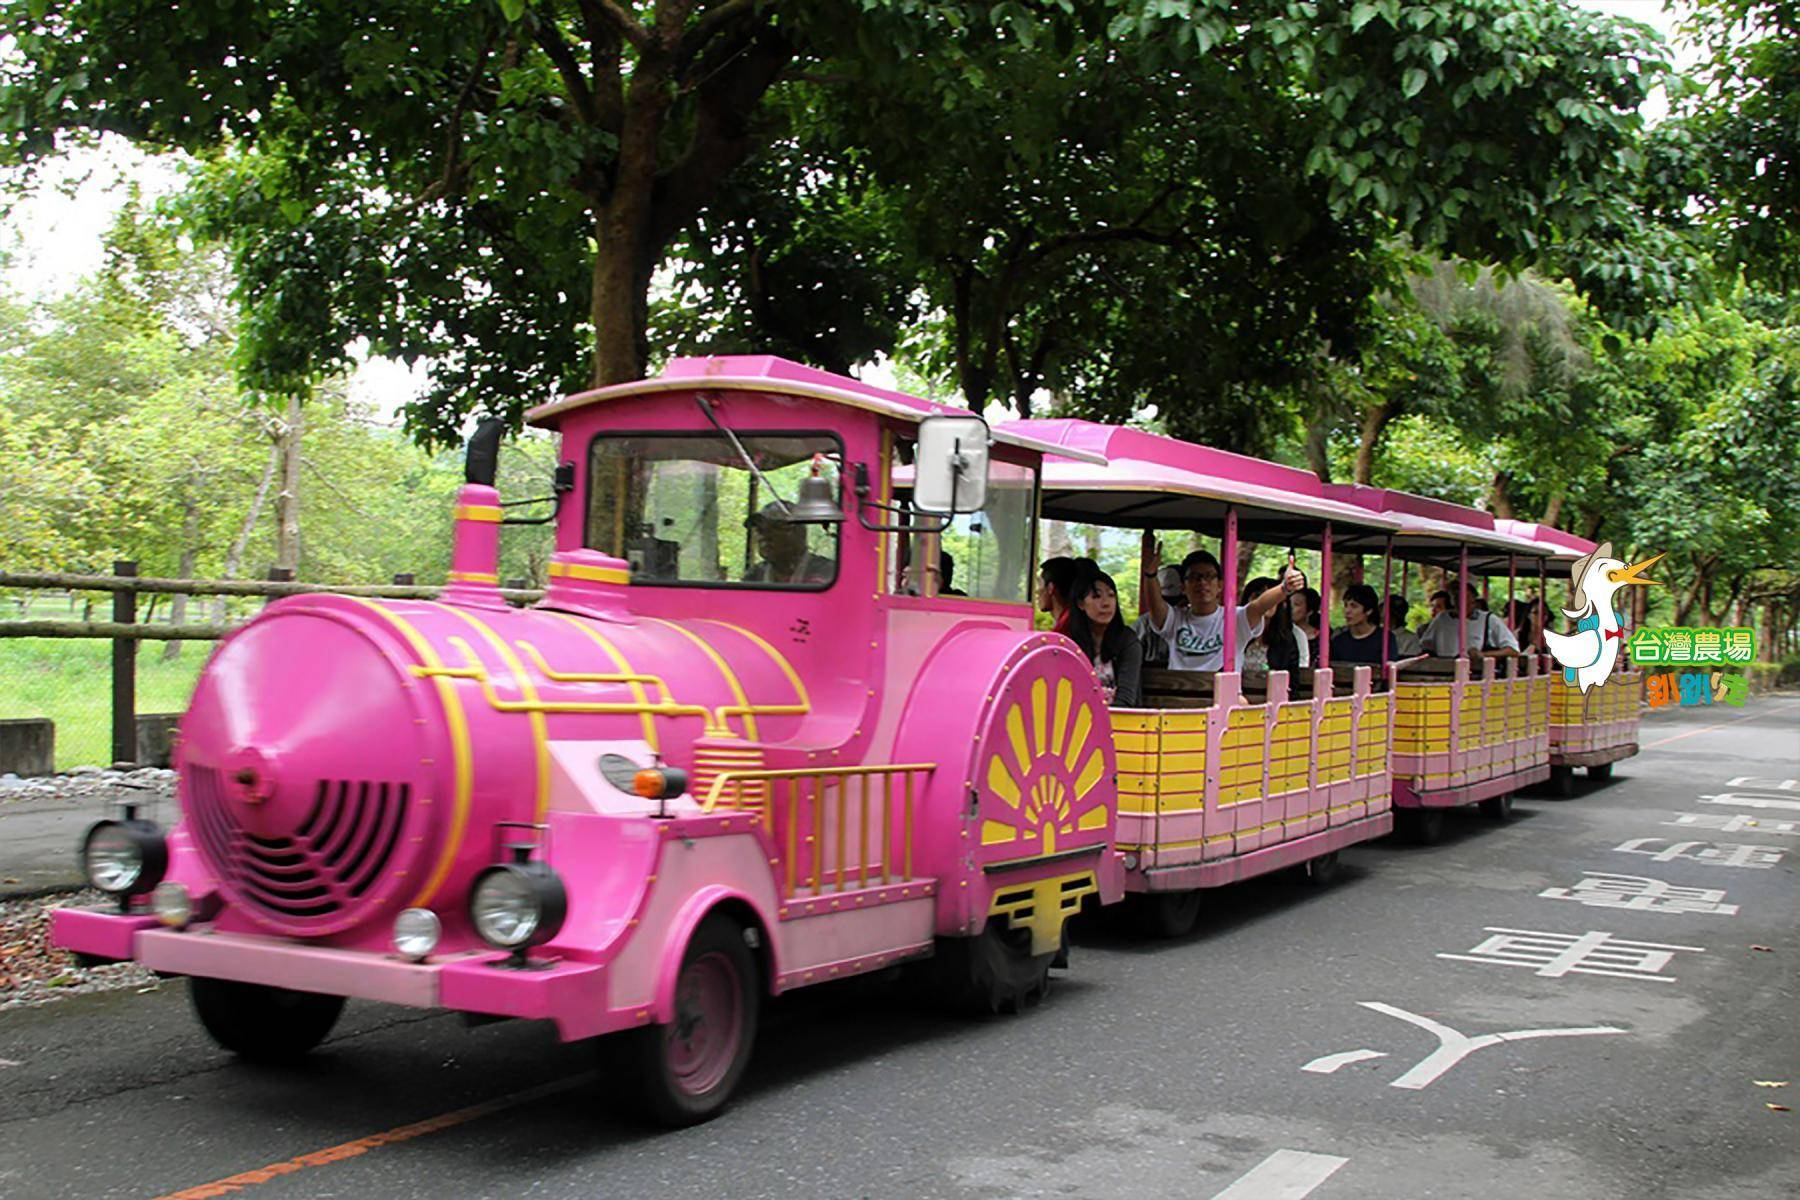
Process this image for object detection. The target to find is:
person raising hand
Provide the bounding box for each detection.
[1139,530,1301,673]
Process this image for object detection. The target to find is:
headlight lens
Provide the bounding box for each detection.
[469,862,568,953]
[1122,852,1141,872]
[393,908,441,960]
[472,869,541,947]
[85,824,143,891]
[81,819,167,896]
[153,881,192,927]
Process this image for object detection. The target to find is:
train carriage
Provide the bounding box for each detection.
[53,355,1125,1123]
[1000,419,1406,935]
[1497,519,1644,795]
[1320,487,1564,840]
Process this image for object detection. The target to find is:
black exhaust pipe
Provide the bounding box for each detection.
[465,417,507,487]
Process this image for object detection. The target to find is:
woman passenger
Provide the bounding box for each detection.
[1039,557,1078,635]
[1330,583,1400,665]
[1067,568,1142,706]
[1290,586,1322,646]
[1241,577,1308,674]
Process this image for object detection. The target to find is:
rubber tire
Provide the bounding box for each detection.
[1303,851,1342,886]
[926,921,1054,1015]
[1588,763,1614,781]
[1403,809,1446,845]
[1547,765,1575,798]
[189,978,345,1064]
[620,914,761,1127]
[1143,890,1203,938]
[1480,792,1515,821]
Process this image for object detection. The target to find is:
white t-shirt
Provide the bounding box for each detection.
[1153,604,1264,672]
[1419,610,1519,656]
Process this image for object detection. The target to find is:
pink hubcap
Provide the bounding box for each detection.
[668,951,743,1097]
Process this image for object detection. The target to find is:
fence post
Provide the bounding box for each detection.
[112,559,138,766]
[264,565,293,610]
[392,572,415,586]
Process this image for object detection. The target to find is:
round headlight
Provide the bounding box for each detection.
[393,908,441,960]
[469,862,567,952]
[153,881,193,927]
[81,819,167,896]
[1121,852,1141,872]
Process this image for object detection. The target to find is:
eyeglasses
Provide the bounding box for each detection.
[1184,571,1220,584]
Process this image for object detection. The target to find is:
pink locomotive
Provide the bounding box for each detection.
[55,356,1124,1123]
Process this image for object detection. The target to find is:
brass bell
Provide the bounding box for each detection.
[785,455,844,523]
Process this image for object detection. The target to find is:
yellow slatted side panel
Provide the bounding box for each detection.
[1268,704,1312,795]
[1319,699,1353,784]
[1394,683,1452,754]
[1220,706,1267,805]
[1356,695,1391,775]
[1157,710,1208,815]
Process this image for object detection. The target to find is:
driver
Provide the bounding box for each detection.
[744,502,834,584]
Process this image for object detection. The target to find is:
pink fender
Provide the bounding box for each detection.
[650,884,782,1023]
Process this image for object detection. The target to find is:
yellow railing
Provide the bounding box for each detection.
[700,764,936,897]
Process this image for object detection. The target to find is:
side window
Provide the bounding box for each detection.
[586,433,840,589]
[885,437,1036,602]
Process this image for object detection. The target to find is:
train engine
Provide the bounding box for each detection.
[53,356,1123,1124]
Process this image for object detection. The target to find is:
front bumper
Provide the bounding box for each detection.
[51,907,622,1041]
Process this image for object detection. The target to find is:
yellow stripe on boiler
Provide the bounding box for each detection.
[644,617,759,740]
[443,608,550,824]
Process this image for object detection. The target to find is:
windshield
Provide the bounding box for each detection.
[585,432,841,589]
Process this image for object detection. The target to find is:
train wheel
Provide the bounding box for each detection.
[927,921,1053,1015]
[1588,763,1614,782]
[1547,766,1574,798]
[1402,809,1446,845]
[624,914,760,1127]
[189,978,345,1064]
[1480,792,1515,821]
[1139,889,1203,937]
[1303,851,1342,886]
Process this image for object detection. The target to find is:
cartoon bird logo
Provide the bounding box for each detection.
[1544,541,1663,692]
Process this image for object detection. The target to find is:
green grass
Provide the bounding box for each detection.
[0,639,208,770]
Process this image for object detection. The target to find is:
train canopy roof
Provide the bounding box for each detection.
[1322,484,1559,574]
[1494,519,1597,562]
[999,419,1403,547]
[526,355,1105,464]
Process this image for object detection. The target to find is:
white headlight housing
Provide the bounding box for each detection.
[153,881,193,928]
[1122,852,1141,871]
[393,908,441,960]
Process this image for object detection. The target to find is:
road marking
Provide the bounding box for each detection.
[0,1058,19,1068]
[1728,777,1799,791]
[1701,792,1800,812]
[152,1072,595,1199]
[1301,1049,1388,1074]
[1305,1003,1627,1092]
[1642,700,1800,749]
[1438,928,1703,983]
[1212,1149,1348,1199]
[1538,872,1738,916]
[1613,838,1784,868]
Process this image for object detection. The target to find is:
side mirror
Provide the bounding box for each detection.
[913,415,989,515]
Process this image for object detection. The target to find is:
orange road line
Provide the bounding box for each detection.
[1641,699,1800,750]
[152,1071,595,1199]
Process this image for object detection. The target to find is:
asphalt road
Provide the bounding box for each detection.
[3,697,1796,1200]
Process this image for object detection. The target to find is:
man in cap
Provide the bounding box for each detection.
[744,502,835,584]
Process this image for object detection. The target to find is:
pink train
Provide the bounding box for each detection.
[53,355,1642,1122]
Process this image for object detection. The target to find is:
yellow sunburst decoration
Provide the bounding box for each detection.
[981,676,1110,854]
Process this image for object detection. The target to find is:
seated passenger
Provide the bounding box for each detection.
[1138,532,1300,673]
[1132,565,1184,669]
[1420,589,1452,632]
[744,503,834,584]
[1417,583,1521,656]
[1330,583,1400,664]
[1067,567,1141,706]
[1388,594,1425,657]
[939,550,967,596]
[1038,556,1078,634]
[1290,585,1322,645]
[1239,576,1309,674]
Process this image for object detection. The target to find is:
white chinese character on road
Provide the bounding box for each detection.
[1438,927,1704,982]
[1727,777,1799,792]
[1667,812,1800,837]
[1539,872,1738,916]
[1614,838,1785,868]
[1302,1002,1626,1090]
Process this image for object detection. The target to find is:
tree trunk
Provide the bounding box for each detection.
[1540,491,1565,529]
[1302,396,1333,483]
[274,396,304,574]
[162,500,201,662]
[216,445,280,622]
[1487,470,1516,519]
[1352,398,1397,486]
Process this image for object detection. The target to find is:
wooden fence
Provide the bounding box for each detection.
[0,561,543,765]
